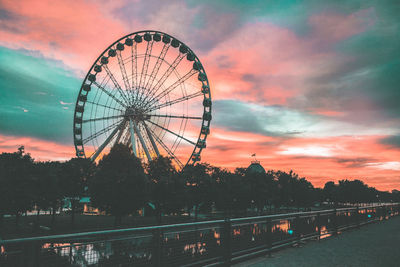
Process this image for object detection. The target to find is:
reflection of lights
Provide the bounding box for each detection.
[288,229,294,235]
[214,231,220,239]
[214,230,221,245]
[368,214,372,218]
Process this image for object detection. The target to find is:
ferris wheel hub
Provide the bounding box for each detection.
[124,107,149,121]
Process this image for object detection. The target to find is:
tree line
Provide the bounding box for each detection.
[0,145,399,228]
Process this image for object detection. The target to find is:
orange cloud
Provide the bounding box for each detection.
[0,134,74,161]
[201,131,400,191]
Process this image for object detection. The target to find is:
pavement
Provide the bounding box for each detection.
[234,216,400,267]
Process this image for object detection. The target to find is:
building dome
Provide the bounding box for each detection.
[246,160,266,175]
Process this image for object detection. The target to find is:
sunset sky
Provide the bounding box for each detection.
[0,0,399,190]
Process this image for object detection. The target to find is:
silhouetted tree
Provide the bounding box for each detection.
[293,177,314,210]
[213,168,249,217]
[60,157,94,227]
[182,163,214,220]
[0,146,35,227]
[33,161,63,227]
[147,156,185,224]
[323,181,337,206]
[90,144,147,226]
[275,170,296,209]
[245,170,275,214]
[231,168,252,216]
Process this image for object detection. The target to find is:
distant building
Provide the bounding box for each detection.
[246,160,266,175]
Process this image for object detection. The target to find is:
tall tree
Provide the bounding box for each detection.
[33,161,63,228]
[213,168,245,217]
[0,146,35,227]
[245,170,274,214]
[182,163,214,221]
[292,177,314,210]
[146,156,185,224]
[60,157,94,227]
[90,144,147,226]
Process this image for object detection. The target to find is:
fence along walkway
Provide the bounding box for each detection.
[235,212,400,267]
[0,204,399,266]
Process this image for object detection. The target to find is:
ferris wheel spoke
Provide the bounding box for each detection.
[82,114,124,123]
[149,114,202,120]
[131,43,139,101]
[146,91,203,113]
[145,43,169,92]
[143,53,186,105]
[146,69,198,109]
[145,123,183,168]
[142,121,160,157]
[103,65,131,105]
[138,41,154,96]
[92,81,127,108]
[114,120,127,145]
[86,100,125,113]
[121,128,131,146]
[83,119,124,144]
[145,119,196,146]
[117,50,132,101]
[131,119,152,162]
[90,119,126,161]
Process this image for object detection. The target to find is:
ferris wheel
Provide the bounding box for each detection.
[73,30,211,169]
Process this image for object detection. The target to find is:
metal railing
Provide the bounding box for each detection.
[1,203,399,266]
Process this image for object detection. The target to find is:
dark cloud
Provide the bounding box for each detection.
[288,1,400,127]
[213,100,273,136]
[112,0,243,52]
[0,8,27,34]
[380,135,400,148]
[213,99,311,137]
[212,144,233,152]
[216,55,234,69]
[335,157,374,168]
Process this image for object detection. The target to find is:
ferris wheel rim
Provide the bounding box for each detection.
[73,30,211,169]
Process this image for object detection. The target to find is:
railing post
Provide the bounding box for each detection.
[383,205,387,220]
[222,218,232,266]
[377,205,382,220]
[332,208,338,236]
[316,213,321,241]
[266,217,272,256]
[345,210,349,229]
[153,229,162,267]
[355,206,360,228]
[295,214,301,244]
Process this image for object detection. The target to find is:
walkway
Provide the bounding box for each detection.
[234,216,400,267]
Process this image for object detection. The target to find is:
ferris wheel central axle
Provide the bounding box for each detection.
[124,107,150,122]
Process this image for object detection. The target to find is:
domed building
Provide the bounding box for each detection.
[246,159,266,175]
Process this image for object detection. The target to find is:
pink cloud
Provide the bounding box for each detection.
[0,134,74,161]
[308,8,376,43]
[202,22,335,105]
[201,8,375,106]
[0,0,129,71]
